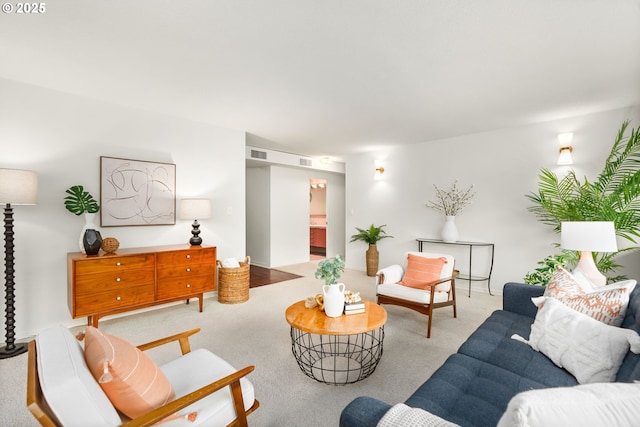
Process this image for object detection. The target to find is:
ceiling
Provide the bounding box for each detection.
[1,0,639,161]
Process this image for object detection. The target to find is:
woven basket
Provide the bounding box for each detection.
[217,256,250,304]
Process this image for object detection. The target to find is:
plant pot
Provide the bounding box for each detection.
[366,244,379,277]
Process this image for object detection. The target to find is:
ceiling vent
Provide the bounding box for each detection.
[250,149,267,160]
[299,158,313,167]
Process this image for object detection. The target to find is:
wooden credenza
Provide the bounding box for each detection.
[67,244,216,327]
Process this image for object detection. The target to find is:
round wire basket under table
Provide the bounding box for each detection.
[289,326,384,385]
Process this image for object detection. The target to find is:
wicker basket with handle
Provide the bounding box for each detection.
[217,256,250,304]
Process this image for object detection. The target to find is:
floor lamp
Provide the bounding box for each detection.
[0,168,38,359]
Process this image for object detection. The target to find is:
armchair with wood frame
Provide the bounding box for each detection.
[27,324,259,427]
[376,251,458,338]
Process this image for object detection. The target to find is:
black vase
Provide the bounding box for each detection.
[83,229,102,255]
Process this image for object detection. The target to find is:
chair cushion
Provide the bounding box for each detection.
[513,297,640,384]
[400,254,447,290]
[36,324,121,427]
[377,283,450,304]
[160,348,255,427]
[83,326,176,419]
[497,382,640,427]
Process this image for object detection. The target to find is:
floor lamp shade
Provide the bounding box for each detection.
[561,221,617,287]
[0,168,38,359]
[179,199,211,246]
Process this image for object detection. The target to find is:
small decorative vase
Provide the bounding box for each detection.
[80,213,102,255]
[323,283,345,317]
[441,215,459,243]
[365,244,379,277]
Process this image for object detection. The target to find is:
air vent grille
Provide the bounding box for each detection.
[250,150,267,160]
[299,158,312,167]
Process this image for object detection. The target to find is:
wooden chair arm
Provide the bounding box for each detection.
[419,270,459,290]
[136,328,200,355]
[121,365,257,427]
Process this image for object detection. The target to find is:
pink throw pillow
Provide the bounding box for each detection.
[399,254,447,290]
[83,327,175,419]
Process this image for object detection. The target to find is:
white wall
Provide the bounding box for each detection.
[246,165,345,268]
[0,78,246,339]
[345,106,640,294]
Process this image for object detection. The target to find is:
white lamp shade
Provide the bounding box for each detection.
[0,168,38,205]
[561,221,618,252]
[179,199,211,220]
[557,147,573,165]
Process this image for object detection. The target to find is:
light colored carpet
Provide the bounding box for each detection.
[0,262,502,427]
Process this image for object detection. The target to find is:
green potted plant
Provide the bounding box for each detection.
[315,254,346,317]
[64,185,102,255]
[526,121,640,284]
[350,224,393,276]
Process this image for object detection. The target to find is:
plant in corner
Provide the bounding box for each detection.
[525,120,640,285]
[64,185,102,254]
[350,224,393,277]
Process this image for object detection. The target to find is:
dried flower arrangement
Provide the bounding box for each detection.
[426,180,475,216]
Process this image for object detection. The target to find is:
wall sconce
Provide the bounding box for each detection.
[557,132,573,165]
[374,161,385,180]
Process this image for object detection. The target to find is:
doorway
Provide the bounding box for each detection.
[309,178,327,260]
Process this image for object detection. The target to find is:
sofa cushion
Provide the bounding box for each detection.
[36,324,121,427]
[458,310,579,388]
[617,284,640,382]
[497,382,640,427]
[514,297,640,384]
[83,326,175,419]
[404,353,555,427]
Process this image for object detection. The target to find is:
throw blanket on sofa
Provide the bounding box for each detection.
[377,403,460,427]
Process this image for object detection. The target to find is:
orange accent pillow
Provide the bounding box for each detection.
[83,327,176,419]
[399,254,447,290]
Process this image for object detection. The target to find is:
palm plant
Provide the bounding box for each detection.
[526,121,640,284]
[349,224,393,245]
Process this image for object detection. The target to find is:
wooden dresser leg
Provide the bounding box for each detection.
[198,295,203,312]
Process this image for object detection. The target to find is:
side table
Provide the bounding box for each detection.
[416,238,494,297]
[285,299,387,385]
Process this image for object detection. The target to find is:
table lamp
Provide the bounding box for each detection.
[179,199,211,245]
[560,221,618,287]
[0,168,38,358]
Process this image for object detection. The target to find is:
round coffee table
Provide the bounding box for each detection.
[285,299,387,385]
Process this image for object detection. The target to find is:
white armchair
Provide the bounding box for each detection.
[376,251,458,338]
[27,324,258,427]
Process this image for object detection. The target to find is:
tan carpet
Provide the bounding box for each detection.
[0,262,502,427]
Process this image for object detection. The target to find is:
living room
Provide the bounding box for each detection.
[1,1,640,426]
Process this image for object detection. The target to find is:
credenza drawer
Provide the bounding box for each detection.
[74,254,155,275]
[74,284,155,316]
[75,268,155,294]
[157,275,215,300]
[156,249,215,266]
[156,263,215,281]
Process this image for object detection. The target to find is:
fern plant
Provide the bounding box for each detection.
[349,224,393,245]
[526,121,640,283]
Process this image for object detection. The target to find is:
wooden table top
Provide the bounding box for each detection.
[285,299,387,335]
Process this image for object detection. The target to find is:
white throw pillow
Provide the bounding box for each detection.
[497,382,640,427]
[512,297,640,384]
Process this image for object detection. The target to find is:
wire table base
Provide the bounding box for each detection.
[289,326,385,385]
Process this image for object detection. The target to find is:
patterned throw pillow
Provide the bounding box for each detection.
[543,266,637,327]
[399,254,447,290]
[83,327,176,419]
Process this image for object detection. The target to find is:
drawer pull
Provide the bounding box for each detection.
[116,296,122,301]
[186,254,191,259]
[186,267,191,272]
[186,284,191,288]
[116,277,121,282]
[116,262,122,266]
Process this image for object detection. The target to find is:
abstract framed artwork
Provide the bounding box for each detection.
[100,156,176,226]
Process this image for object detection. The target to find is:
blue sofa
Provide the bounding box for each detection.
[340,282,640,427]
